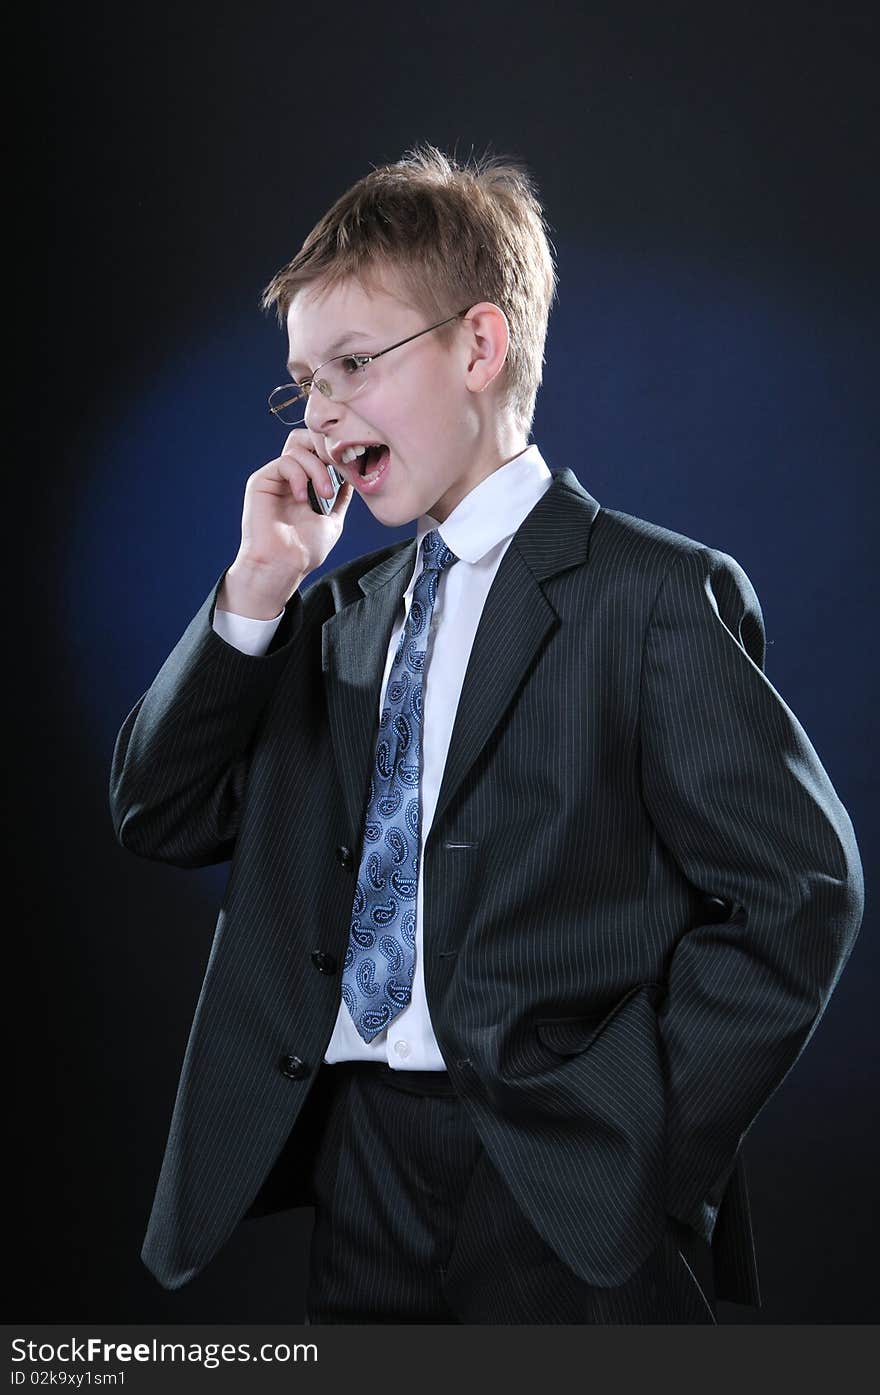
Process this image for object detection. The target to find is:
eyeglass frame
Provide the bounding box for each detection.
[267,306,474,424]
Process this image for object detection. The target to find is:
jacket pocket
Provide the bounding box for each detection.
[534,981,666,1057]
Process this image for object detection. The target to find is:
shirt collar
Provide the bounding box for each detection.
[406,443,553,590]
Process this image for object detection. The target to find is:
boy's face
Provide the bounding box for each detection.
[286,272,508,526]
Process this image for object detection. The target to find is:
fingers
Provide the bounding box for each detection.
[266,429,336,505]
[281,425,335,470]
[333,478,354,518]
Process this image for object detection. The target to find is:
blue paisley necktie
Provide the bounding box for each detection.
[341,529,459,1042]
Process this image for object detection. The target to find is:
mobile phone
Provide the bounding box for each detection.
[307,463,345,515]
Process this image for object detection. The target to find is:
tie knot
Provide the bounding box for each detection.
[421,529,458,574]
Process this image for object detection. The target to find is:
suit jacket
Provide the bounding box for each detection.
[110,468,863,1301]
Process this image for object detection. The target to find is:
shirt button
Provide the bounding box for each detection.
[393,1039,411,1058]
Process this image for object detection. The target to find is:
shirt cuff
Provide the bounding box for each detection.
[213,606,284,657]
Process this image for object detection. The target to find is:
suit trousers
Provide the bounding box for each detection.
[304,1061,717,1325]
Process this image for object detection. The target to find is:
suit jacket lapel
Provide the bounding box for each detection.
[321,468,601,842]
[433,469,600,830]
[322,541,416,839]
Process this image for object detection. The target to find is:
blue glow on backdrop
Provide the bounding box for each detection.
[66,243,873,806]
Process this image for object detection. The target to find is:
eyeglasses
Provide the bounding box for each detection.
[267,308,472,426]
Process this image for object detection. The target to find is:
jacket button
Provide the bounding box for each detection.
[278,1054,309,1080]
[311,950,338,975]
[336,845,353,869]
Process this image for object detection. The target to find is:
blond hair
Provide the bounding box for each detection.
[261,143,558,434]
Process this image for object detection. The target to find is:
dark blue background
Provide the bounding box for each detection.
[22,0,877,1322]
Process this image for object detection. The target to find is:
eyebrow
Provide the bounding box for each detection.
[287,331,375,378]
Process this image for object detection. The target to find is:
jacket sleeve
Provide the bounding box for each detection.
[639,545,864,1225]
[109,573,305,868]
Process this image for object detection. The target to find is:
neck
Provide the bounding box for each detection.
[429,421,530,523]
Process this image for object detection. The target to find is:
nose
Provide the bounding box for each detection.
[303,389,339,437]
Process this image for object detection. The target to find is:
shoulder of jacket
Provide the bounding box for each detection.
[592,507,749,585]
[595,505,709,558]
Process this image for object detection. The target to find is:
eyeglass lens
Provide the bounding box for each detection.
[270,356,368,424]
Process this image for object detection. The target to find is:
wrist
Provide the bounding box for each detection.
[218,559,306,620]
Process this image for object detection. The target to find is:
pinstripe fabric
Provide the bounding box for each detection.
[110,468,863,1305]
[304,1064,715,1324]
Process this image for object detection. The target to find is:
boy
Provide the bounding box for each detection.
[110,145,863,1324]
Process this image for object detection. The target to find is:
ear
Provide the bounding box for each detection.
[461,302,510,395]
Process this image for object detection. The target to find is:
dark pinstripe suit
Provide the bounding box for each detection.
[110,468,863,1305]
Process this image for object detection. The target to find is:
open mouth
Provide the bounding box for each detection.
[356,444,390,488]
[357,443,386,474]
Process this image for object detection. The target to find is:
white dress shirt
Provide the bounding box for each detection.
[213,443,554,1068]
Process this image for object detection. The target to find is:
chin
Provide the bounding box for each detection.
[365,498,421,529]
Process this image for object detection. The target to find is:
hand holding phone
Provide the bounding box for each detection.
[221,431,353,618]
